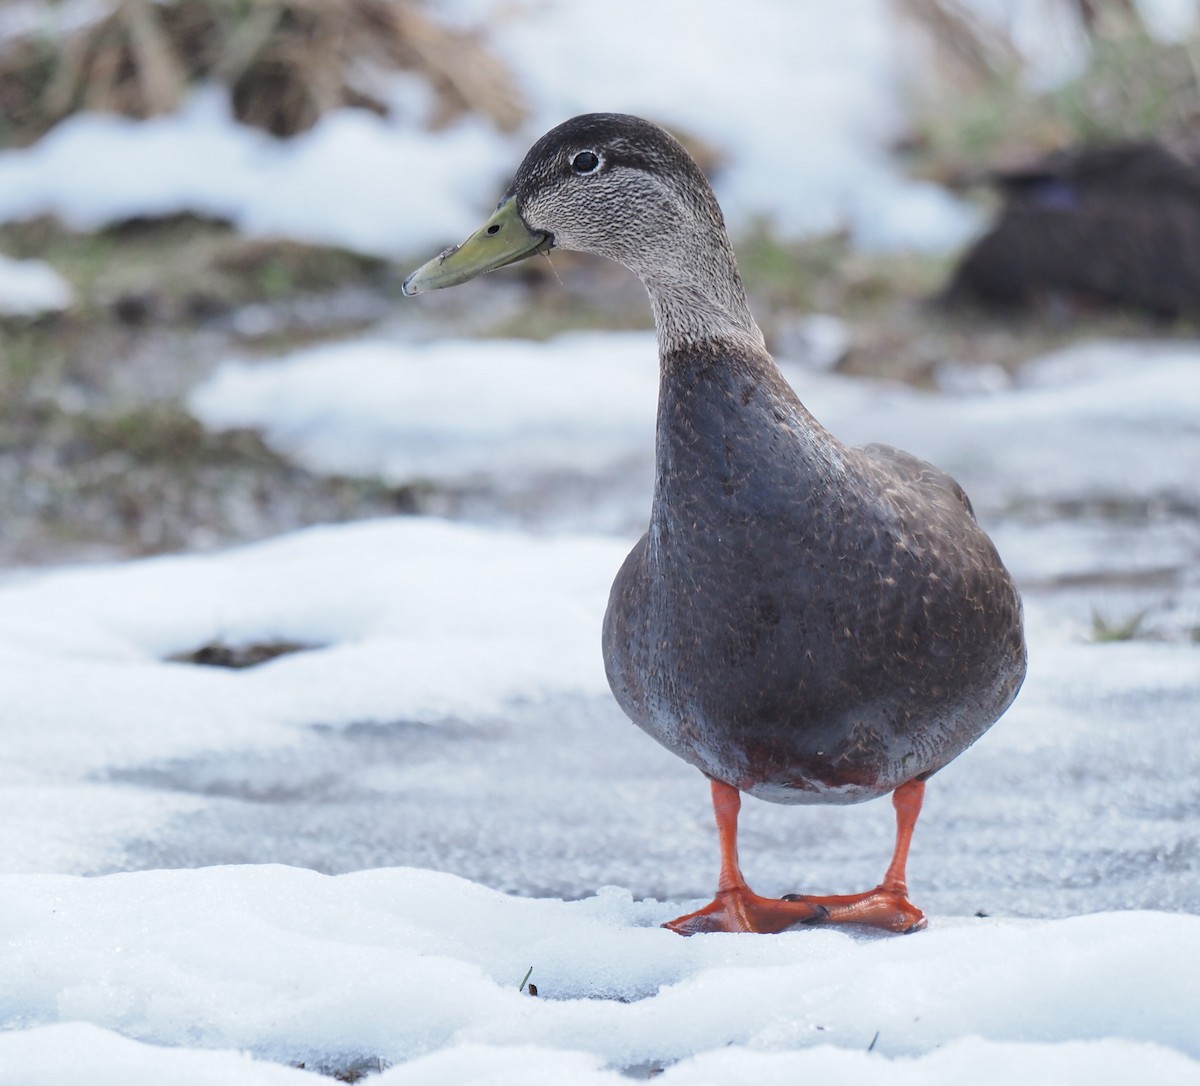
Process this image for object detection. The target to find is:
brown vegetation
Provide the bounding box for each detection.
[897,0,1200,181]
[0,0,524,145]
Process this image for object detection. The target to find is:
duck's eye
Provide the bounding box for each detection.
[571,150,600,174]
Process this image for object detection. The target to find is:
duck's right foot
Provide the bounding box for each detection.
[663,887,829,935]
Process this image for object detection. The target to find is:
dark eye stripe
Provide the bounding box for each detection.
[572,150,600,174]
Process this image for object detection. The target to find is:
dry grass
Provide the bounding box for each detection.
[0,0,525,145]
[898,0,1200,182]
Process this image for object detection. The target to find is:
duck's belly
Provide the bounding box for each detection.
[602,532,1026,805]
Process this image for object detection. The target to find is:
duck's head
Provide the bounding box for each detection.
[402,113,732,297]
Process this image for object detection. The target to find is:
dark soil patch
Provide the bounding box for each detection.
[169,638,320,669]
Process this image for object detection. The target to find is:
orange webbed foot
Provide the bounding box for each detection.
[663,886,829,935]
[781,886,926,933]
[669,777,929,937]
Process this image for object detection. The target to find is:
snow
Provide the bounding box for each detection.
[2,0,1196,259]
[0,253,73,316]
[1133,0,1200,40]
[0,0,107,45]
[4,1028,1197,1086]
[0,87,506,257]
[190,332,1200,516]
[189,333,661,481]
[1,869,1198,1083]
[0,518,623,874]
[0,0,980,255]
[447,0,979,249]
[4,327,1200,1079]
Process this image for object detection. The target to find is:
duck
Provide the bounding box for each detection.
[944,140,1200,319]
[402,113,1027,935]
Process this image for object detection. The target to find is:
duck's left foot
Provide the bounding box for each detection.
[780,886,926,933]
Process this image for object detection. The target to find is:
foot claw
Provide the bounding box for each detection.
[803,903,830,925]
[779,897,830,924]
[662,913,725,935]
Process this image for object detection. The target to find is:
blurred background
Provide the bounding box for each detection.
[0,0,1197,647]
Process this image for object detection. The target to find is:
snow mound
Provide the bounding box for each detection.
[0,516,621,744]
[0,517,625,874]
[0,253,73,316]
[189,332,660,481]
[0,88,506,258]
[190,332,1200,513]
[0,866,1197,1083]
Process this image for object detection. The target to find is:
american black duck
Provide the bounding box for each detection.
[403,113,1027,935]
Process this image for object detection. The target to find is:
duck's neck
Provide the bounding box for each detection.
[649,283,766,360]
[638,225,766,359]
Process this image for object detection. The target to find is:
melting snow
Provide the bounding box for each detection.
[0,253,73,316]
[1,869,1198,1084]
[190,332,1200,517]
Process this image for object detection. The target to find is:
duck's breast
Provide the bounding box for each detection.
[602,344,1025,803]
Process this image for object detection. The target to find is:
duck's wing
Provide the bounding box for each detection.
[857,442,977,523]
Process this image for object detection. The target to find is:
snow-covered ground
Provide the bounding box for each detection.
[2,328,1199,1082]
[1,872,1197,1085]
[2,0,1199,1081]
[0,253,72,317]
[190,333,1200,514]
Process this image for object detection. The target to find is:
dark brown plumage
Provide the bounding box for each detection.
[404,113,1027,934]
[604,342,1024,805]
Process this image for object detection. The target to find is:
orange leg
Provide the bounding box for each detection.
[663,778,928,936]
[663,779,828,934]
[781,779,928,933]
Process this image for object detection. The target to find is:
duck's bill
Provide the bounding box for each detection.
[401,197,551,296]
